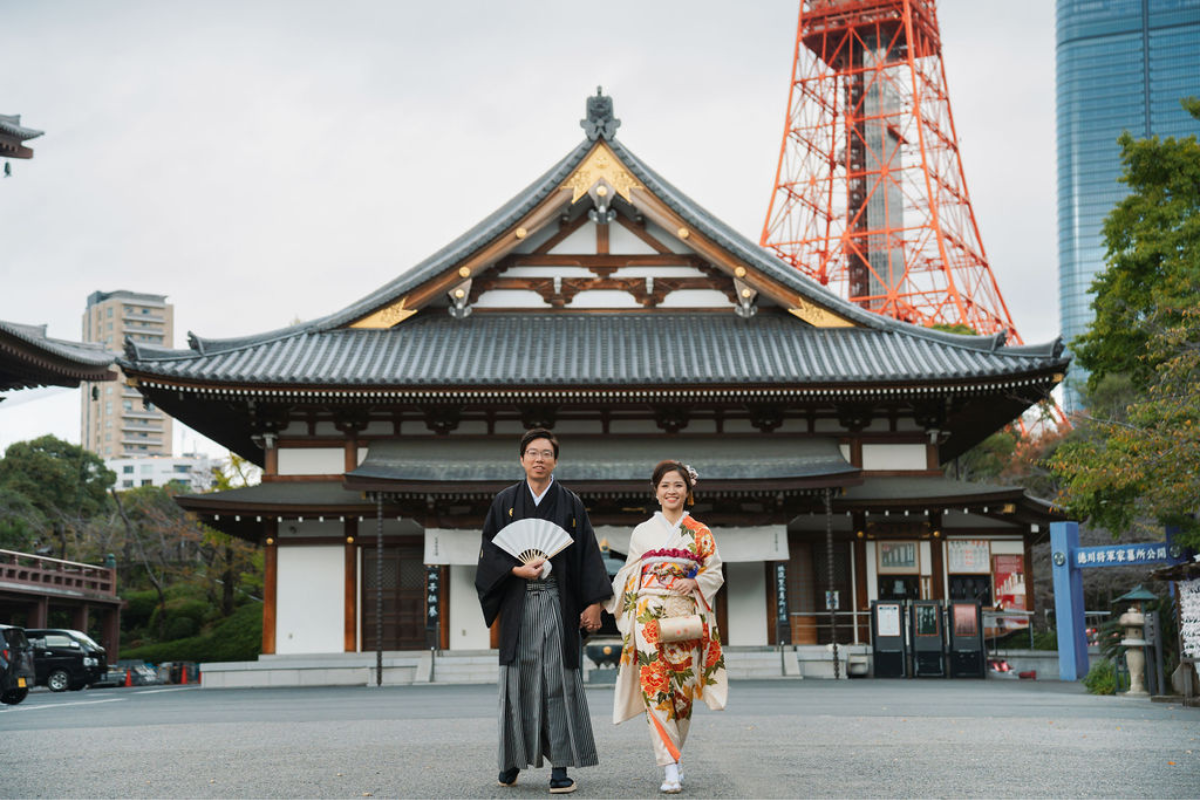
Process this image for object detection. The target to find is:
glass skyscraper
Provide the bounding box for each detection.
[1056,0,1200,409]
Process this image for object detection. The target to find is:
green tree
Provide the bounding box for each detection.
[202,454,262,616]
[1070,97,1200,392]
[111,485,205,639]
[0,435,116,558]
[1051,98,1200,548]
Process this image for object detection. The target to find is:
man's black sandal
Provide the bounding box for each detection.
[549,776,576,794]
[498,767,519,787]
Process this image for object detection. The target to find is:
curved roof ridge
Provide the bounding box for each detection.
[155,107,1064,361]
[0,318,115,366]
[607,138,1066,356]
[175,139,594,355]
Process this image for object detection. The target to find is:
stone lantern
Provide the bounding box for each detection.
[1114,585,1157,697]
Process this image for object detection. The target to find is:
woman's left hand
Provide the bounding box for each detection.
[674,577,698,595]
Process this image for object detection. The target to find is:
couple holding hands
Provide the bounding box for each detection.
[476,428,728,795]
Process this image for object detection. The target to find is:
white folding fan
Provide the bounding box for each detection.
[493,518,573,577]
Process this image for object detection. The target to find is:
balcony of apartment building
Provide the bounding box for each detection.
[121,311,166,325]
[119,436,164,449]
[121,406,163,422]
[120,422,164,435]
[0,550,122,658]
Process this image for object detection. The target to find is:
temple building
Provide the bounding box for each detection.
[0,319,115,395]
[0,319,121,654]
[119,93,1067,682]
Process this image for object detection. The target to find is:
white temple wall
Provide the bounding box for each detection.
[449,564,491,650]
[547,224,598,254]
[725,562,768,646]
[607,223,659,254]
[275,546,344,654]
[861,443,927,471]
[277,447,343,476]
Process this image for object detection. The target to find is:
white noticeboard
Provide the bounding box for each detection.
[876,603,902,638]
[947,539,991,574]
[1179,578,1200,660]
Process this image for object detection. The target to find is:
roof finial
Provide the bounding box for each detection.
[581,86,620,142]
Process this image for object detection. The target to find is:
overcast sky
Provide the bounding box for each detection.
[0,0,1058,459]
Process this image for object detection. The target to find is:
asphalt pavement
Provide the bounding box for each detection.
[2,679,1197,798]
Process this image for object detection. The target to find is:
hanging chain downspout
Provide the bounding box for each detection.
[375,493,384,687]
[825,488,841,680]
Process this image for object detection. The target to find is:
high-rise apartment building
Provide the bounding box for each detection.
[81,291,174,457]
[1056,0,1200,409]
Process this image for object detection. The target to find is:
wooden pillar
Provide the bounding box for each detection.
[101,606,120,661]
[263,434,279,476]
[262,520,278,655]
[344,438,358,473]
[344,518,358,652]
[930,536,945,601]
[30,596,49,629]
[854,537,869,643]
[72,603,90,633]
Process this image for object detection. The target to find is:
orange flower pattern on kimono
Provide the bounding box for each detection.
[606,513,728,766]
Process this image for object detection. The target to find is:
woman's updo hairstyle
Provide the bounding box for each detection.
[651,460,698,507]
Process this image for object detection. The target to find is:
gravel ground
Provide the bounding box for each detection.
[3,679,1197,798]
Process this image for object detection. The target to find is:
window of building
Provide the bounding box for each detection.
[106,307,113,317]
[122,401,133,411]
[173,465,191,473]
[140,464,152,473]
[141,479,153,487]
[106,321,113,330]
[123,465,133,474]
[122,480,133,488]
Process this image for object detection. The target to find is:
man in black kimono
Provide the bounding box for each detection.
[475,428,612,795]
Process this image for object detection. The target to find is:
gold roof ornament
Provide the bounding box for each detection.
[350,296,417,329]
[562,143,641,204]
[788,297,855,328]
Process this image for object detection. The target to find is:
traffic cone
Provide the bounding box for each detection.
[123,668,132,687]
[181,665,188,685]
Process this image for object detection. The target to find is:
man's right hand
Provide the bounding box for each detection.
[511,558,546,580]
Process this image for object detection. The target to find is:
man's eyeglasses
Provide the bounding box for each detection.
[524,449,556,460]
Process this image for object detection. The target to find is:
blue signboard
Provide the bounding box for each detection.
[1051,522,1189,681]
[1074,543,1170,568]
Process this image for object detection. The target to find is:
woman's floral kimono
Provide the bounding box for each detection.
[605,512,727,766]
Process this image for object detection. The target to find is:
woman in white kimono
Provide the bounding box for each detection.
[605,460,728,794]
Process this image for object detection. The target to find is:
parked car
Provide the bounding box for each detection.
[111,660,162,687]
[24,628,107,692]
[0,624,37,705]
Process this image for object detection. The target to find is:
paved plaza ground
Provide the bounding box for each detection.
[2,679,1197,798]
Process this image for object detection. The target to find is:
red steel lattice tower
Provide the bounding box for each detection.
[761,0,1021,340]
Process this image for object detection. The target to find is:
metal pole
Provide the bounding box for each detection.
[825,488,840,679]
[375,494,383,687]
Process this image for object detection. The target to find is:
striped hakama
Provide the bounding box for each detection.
[497,577,599,771]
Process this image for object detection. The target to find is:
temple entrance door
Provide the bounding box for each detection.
[361,545,426,650]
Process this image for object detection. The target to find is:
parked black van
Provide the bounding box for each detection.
[24,628,107,692]
[1,624,37,704]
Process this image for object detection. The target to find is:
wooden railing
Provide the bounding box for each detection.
[0,549,117,597]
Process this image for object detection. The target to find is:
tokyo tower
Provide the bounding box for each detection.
[761,0,1021,341]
